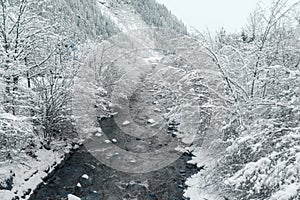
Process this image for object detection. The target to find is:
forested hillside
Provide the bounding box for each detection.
[128,0,187,34]
[40,0,120,40]
[111,0,187,34]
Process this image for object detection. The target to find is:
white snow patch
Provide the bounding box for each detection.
[83,127,102,134]
[153,108,161,113]
[95,133,102,137]
[295,152,300,163]
[270,183,300,200]
[147,119,155,124]
[0,142,69,200]
[68,194,81,200]
[122,120,131,126]
[82,174,89,179]
[184,173,224,200]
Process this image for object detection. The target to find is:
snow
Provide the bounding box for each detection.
[184,141,227,200]
[184,183,224,200]
[0,141,72,200]
[270,183,300,200]
[104,140,111,144]
[183,109,229,200]
[296,152,300,163]
[83,127,102,134]
[226,157,272,189]
[95,133,102,137]
[82,174,89,180]
[68,194,81,200]
[153,108,161,112]
[147,119,155,124]
[122,120,131,126]
[97,2,128,32]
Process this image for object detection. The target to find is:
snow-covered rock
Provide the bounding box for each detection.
[122,120,131,126]
[147,119,155,124]
[77,183,81,187]
[112,139,117,143]
[82,174,89,179]
[95,133,102,137]
[154,108,161,113]
[104,140,111,144]
[152,101,159,105]
[68,194,81,200]
[84,127,102,134]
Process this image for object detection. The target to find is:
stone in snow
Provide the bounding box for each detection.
[122,120,131,126]
[152,101,158,105]
[95,133,102,137]
[112,139,117,143]
[104,140,111,144]
[154,108,161,113]
[68,194,81,200]
[82,174,89,179]
[147,119,155,124]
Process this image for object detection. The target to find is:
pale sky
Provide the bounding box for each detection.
[156,0,273,34]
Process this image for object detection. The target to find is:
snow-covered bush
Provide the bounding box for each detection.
[222,102,300,199]
[0,78,36,160]
[0,112,35,161]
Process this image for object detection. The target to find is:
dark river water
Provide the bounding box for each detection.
[29,118,199,200]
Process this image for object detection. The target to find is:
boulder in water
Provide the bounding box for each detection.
[122,120,131,126]
[68,194,81,200]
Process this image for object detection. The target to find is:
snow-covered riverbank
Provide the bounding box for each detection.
[0,140,81,200]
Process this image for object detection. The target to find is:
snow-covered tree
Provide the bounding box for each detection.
[191,1,300,199]
[0,0,58,116]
